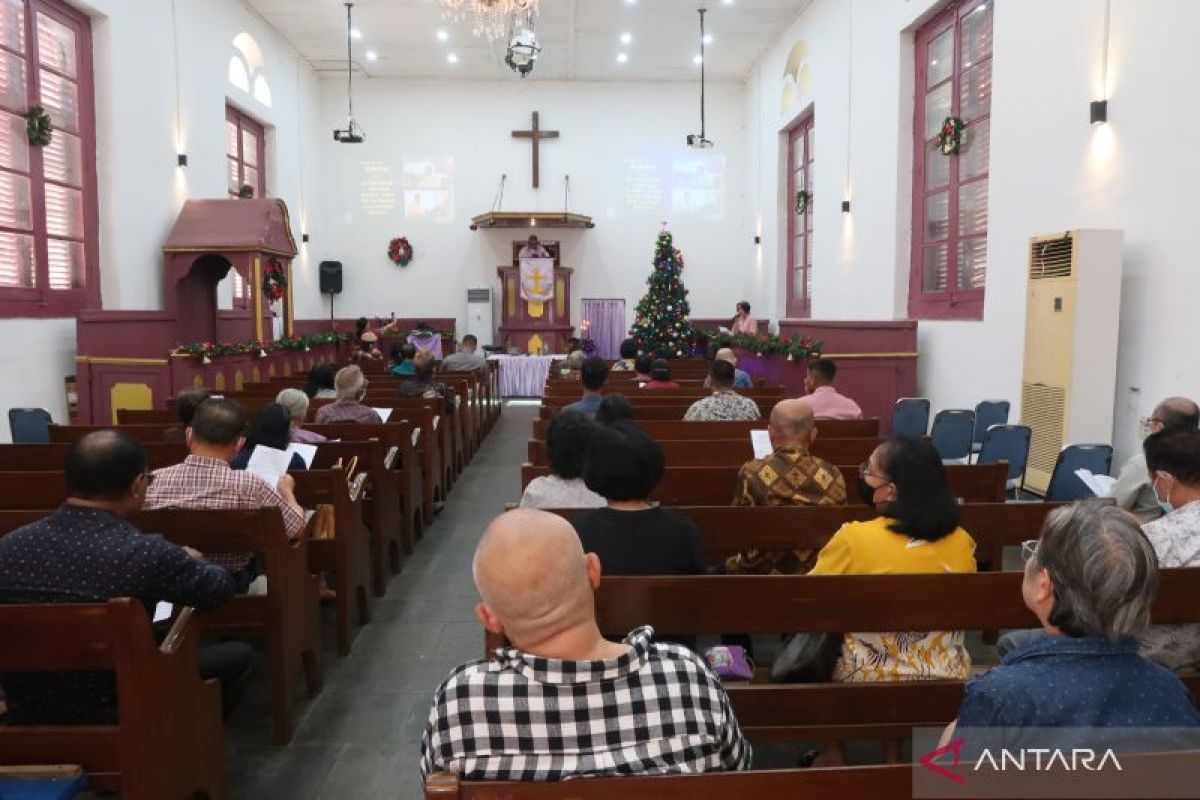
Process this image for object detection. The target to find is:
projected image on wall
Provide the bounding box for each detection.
[402,157,455,224]
[607,148,725,218]
[671,154,724,217]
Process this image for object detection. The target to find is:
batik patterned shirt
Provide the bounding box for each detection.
[1139,500,1200,671]
[420,626,751,782]
[683,391,761,422]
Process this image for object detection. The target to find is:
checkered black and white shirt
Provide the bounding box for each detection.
[420,626,752,783]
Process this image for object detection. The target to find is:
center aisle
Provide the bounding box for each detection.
[225,403,539,800]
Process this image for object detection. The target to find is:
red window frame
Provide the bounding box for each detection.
[0,0,98,317]
[908,0,992,320]
[785,112,814,318]
[225,104,265,199]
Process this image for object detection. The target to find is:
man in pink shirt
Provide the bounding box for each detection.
[802,358,863,420]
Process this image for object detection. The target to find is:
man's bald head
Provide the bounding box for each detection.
[1153,397,1200,434]
[714,348,737,366]
[769,399,816,447]
[473,509,597,648]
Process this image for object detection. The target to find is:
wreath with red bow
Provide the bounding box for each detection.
[262,257,287,303]
[938,116,966,156]
[388,237,414,267]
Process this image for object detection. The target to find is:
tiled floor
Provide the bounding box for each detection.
[224,404,535,800]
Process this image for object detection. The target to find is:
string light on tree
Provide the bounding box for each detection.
[630,226,695,357]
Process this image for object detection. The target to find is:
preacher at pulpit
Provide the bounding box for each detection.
[519,235,551,259]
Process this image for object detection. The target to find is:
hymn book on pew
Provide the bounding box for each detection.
[1075,469,1117,497]
[373,407,393,423]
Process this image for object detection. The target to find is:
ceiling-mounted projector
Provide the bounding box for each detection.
[686,6,714,150]
[333,3,365,144]
[687,134,713,149]
[334,120,364,144]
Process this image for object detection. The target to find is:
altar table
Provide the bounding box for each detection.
[488,354,566,398]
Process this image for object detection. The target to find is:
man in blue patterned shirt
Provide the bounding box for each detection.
[420,509,751,782]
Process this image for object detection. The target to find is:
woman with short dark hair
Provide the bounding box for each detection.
[641,359,681,391]
[633,354,653,383]
[571,422,703,575]
[612,339,639,372]
[230,403,307,472]
[807,436,976,681]
[519,411,605,509]
[596,394,634,425]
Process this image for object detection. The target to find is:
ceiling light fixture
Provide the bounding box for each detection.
[439,0,539,42]
[703,34,713,44]
[620,32,632,44]
[350,28,362,40]
[436,29,449,41]
[447,52,459,63]
[693,54,703,65]
[365,49,378,61]
[332,2,364,143]
[617,52,628,63]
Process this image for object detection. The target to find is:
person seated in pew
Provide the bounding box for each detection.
[389,342,418,377]
[352,330,382,362]
[802,358,863,421]
[611,338,639,372]
[808,436,976,682]
[563,357,609,419]
[1113,396,1199,523]
[520,411,605,510]
[164,387,212,443]
[641,359,681,391]
[633,354,653,384]
[230,403,307,473]
[725,399,846,574]
[684,361,761,422]
[596,393,634,425]
[439,333,489,374]
[275,388,327,444]
[1138,428,1200,671]
[420,509,751,782]
[146,398,307,592]
[703,348,753,391]
[315,365,384,425]
[399,351,454,415]
[305,362,338,400]
[572,421,704,575]
[0,431,251,723]
[947,502,1200,740]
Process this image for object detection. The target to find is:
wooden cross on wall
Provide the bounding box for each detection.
[511,111,559,189]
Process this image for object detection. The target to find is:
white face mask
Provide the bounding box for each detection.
[1153,473,1175,514]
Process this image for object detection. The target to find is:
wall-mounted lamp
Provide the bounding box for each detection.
[176,153,188,167]
[302,233,310,243]
[1089,99,1108,125]
[754,235,761,245]
[841,200,851,213]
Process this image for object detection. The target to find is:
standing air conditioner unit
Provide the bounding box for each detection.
[1019,229,1123,494]
[466,287,493,346]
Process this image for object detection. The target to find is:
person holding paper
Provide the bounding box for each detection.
[724,399,846,575]
[315,365,384,425]
[230,404,308,473]
[275,388,327,444]
[0,431,251,723]
[1113,397,1200,523]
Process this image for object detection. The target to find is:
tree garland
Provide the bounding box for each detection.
[24,106,51,147]
[388,237,414,266]
[171,332,349,361]
[262,257,288,303]
[703,329,823,361]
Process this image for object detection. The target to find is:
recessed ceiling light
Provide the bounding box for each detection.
[617,52,628,63]
[365,49,378,61]
[350,28,363,40]
[703,33,713,45]
[625,0,636,4]
[447,52,459,64]
[722,0,734,4]
[436,29,449,42]
[693,54,703,65]
[620,32,632,45]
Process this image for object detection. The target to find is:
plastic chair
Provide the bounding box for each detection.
[8,408,52,444]
[892,398,931,439]
[971,399,1010,453]
[1045,444,1114,501]
[930,409,976,463]
[977,424,1032,492]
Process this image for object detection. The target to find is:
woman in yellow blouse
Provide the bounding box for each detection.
[809,436,977,682]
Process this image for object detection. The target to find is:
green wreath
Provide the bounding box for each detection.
[938,116,966,156]
[24,106,52,148]
[795,189,810,215]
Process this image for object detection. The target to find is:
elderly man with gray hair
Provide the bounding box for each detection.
[950,502,1200,735]
[704,348,753,390]
[1113,396,1200,522]
[275,387,327,444]
[313,365,383,425]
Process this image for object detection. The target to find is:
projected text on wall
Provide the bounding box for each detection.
[607,148,726,218]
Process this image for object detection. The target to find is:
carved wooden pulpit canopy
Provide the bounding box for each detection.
[162,198,298,344]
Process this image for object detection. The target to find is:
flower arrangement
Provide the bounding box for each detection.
[703,330,823,361]
[262,257,288,303]
[388,237,414,267]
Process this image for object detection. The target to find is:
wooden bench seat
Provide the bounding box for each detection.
[531,418,881,440]
[0,600,225,799]
[528,436,893,469]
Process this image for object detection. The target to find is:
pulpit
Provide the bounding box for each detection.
[497,241,574,354]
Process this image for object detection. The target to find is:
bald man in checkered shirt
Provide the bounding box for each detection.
[420,509,751,783]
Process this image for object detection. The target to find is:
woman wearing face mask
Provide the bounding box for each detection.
[808,436,978,682]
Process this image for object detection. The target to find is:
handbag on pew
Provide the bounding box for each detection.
[309,504,337,540]
[770,632,843,683]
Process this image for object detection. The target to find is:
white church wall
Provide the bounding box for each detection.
[748,0,1200,464]
[310,78,750,339]
[0,0,321,439]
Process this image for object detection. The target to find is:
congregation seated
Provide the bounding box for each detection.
[439,333,489,374]
[596,393,634,425]
[419,509,750,782]
[641,359,681,390]
[315,365,383,425]
[565,349,585,371]
[146,398,307,590]
[390,342,418,377]
[1138,428,1200,671]
[230,403,307,473]
[802,357,863,421]
[519,411,605,510]
[563,356,608,419]
[0,431,250,724]
[704,348,753,391]
[633,354,653,383]
[949,502,1200,743]
[399,351,454,414]
[611,337,638,372]
[305,363,337,400]
[164,386,211,443]
[572,421,703,575]
[1114,396,1199,523]
[684,360,760,421]
[725,399,846,574]
[808,436,976,682]
[275,387,327,444]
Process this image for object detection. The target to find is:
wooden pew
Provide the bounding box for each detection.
[528,437,890,469]
[521,462,1008,505]
[0,500,322,745]
[530,418,881,440]
[0,600,226,800]
[0,442,186,470]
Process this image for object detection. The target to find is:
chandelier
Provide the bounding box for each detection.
[440,0,539,42]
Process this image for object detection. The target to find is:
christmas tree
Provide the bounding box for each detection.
[630,228,695,357]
